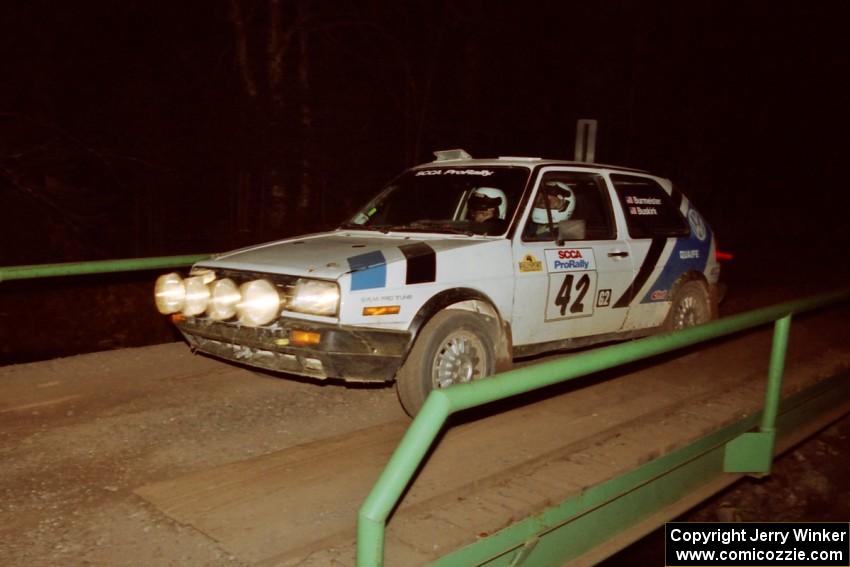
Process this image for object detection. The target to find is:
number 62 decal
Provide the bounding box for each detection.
[545,270,597,321]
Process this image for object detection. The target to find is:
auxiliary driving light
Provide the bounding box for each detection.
[182,275,211,316]
[155,273,186,314]
[207,278,240,320]
[236,279,281,326]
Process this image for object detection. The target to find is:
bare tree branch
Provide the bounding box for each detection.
[296,0,313,213]
[229,0,258,99]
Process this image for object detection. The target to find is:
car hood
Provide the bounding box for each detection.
[196,230,495,280]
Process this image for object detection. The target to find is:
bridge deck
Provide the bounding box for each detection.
[120,310,850,566]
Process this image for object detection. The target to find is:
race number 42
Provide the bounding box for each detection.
[546,271,597,320]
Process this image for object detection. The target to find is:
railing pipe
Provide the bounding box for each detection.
[357,287,850,566]
[357,391,451,567]
[0,255,209,282]
[3,257,847,566]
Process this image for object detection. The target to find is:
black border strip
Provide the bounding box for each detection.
[670,186,683,209]
[613,237,666,308]
[399,242,436,284]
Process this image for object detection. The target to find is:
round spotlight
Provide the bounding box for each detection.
[154,273,185,314]
[182,275,211,316]
[236,279,280,326]
[207,278,240,320]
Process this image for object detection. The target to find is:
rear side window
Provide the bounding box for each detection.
[610,174,689,238]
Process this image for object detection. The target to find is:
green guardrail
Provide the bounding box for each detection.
[357,287,850,567]
[5,258,849,564]
[0,255,209,282]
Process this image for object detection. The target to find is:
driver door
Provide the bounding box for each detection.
[510,169,636,347]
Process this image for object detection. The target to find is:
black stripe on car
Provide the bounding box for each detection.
[613,237,666,308]
[399,242,436,284]
[671,187,683,209]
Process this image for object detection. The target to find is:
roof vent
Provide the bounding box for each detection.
[433,149,472,161]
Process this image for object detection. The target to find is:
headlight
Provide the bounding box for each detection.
[288,278,339,316]
[207,278,240,320]
[236,279,281,326]
[155,273,185,314]
[182,275,211,316]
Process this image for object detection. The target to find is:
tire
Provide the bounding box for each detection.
[664,280,714,331]
[395,310,497,416]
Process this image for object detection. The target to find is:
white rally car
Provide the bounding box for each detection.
[155,150,722,415]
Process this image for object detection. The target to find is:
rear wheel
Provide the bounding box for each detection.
[664,280,713,330]
[395,310,496,416]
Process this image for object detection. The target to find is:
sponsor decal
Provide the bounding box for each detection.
[650,289,669,301]
[557,249,583,259]
[360,294,413,303]
[347,250,387,291]
[545,248,597,272]
[688,209,707,240]
[518,254,543,272]
[679,249,700,260]
[596,289,612,307]
[415,168,494,177]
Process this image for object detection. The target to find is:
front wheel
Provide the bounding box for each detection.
[664,280,714,331]
[395,310,496,416]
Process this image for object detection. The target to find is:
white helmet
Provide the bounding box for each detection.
[467,187,507,219]
[531,181,575,224]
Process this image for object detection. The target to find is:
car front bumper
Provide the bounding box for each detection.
[175,316,411,382]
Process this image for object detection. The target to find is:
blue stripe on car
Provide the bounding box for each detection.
[347,250,387,291]
[640,208,712,303]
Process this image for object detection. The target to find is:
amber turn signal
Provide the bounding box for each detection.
[290,330,321,346]
[362,305,401,316]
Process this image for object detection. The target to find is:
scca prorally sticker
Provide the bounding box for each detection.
[544,248,596,272]
[415,169,494,177]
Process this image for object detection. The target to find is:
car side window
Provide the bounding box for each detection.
[522,171,616,242]
[610,174,689,239]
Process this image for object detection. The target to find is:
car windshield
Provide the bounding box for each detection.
[342,166,529,236]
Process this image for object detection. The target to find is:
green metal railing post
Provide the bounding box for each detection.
[762,314,792,432]
[357,391,452,567]
[723,313,792,474]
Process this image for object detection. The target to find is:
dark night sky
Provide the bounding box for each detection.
[2,1,849,266]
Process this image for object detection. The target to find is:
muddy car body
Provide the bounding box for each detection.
[155,150,721,414]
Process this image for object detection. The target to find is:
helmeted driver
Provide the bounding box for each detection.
[527,181,576,238]
[467,187,507,233]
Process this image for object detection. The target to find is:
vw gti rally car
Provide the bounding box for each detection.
[155,150,723,415]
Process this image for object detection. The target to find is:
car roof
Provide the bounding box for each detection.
[416,154,650,175]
